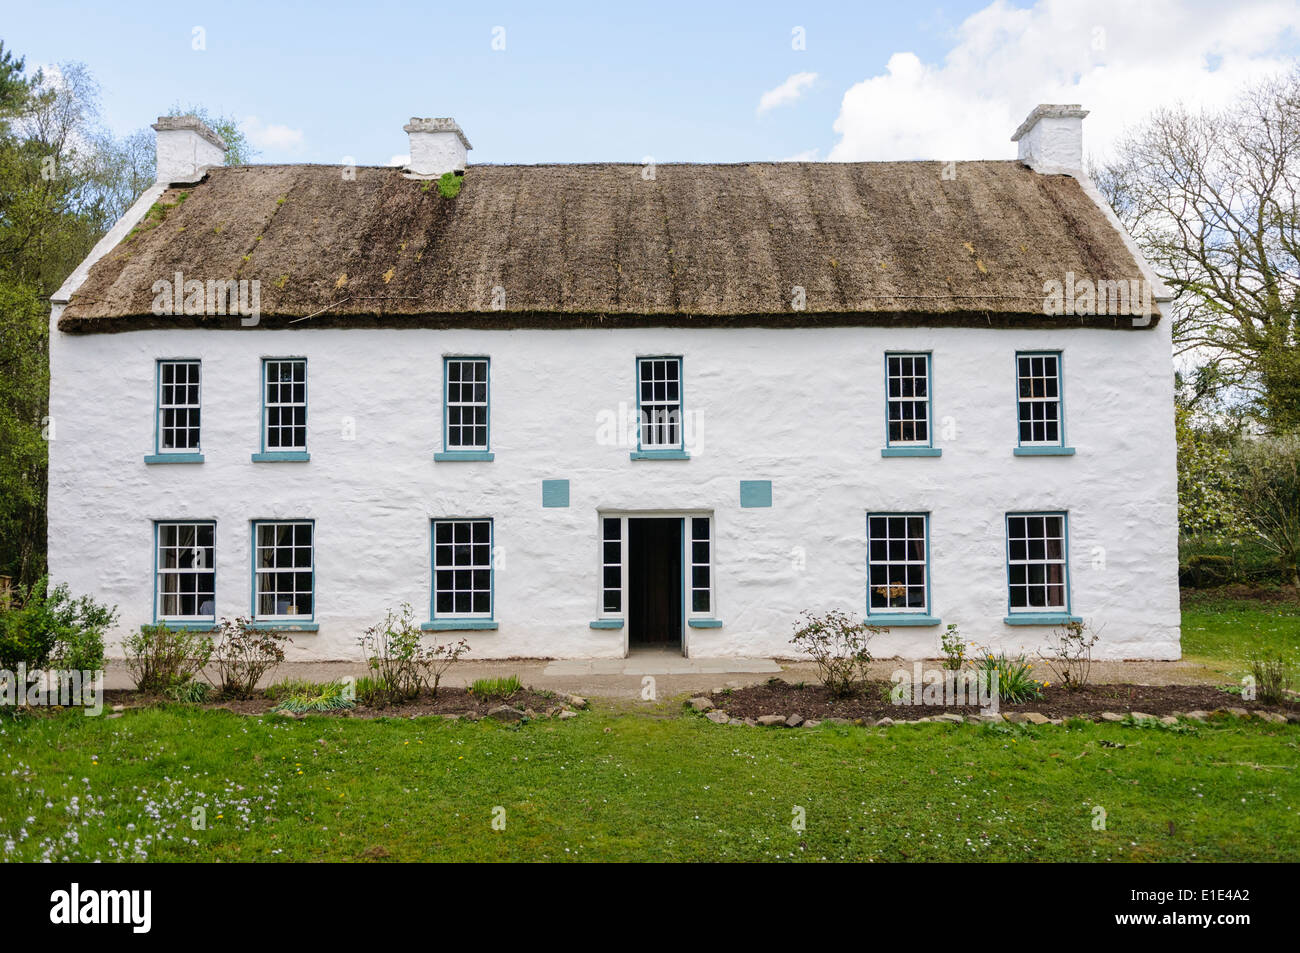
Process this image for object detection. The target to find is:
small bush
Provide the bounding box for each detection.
[207,617,290,698]
[789,609,880,698]
[125,623,213,694]
[970,650,1047,704]
[1248,653,1295,704]
[358,604,469,704]
[1040,620,1100,690]
[940,623,967,671]
[273,680,355,714]
[470,675,521,699]
[0,577,116,675]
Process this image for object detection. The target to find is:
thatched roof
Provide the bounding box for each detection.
[59,161,1160,332]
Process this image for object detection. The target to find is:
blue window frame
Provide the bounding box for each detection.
[884,353,933,448]
[251,520,315,622]
[866,513,938,624]
[1015,351,1070,450]
[436,357,494,461]
[253,358,309,462]
[145,360,204,463]
[426,518,498,630]
[1004,511,1078,624]
[631,356,689,460]
[154,520,216,624]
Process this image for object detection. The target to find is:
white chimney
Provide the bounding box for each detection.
[151,115,227,185]
[1011,104,1088,174]
[403,117,471,177]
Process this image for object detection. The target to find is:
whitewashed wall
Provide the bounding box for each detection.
[47,318,1180,660]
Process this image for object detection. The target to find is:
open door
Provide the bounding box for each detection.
[627,517,683,651]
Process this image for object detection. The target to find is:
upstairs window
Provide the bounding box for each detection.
[637,357,683,450]
[156,521,215,621]
[885,354,931,446]
[1016,352,1064,446]
[444,358,490,451]
[157,360,202,452]
[263,359,307,452]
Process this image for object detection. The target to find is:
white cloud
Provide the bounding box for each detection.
[758,71,819,114]
[388,154,410,167]
[242,116,306,153]
[828,0,1300,162]
[777,148,821,161]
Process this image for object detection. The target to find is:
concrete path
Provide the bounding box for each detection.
[99,653,1222,700]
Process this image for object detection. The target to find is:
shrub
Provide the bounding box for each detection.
[939,623,967,671]
[1040,620,1100,690]
[0,577,117,675]
[970,649,1047,704]
[273,680,355,714]
[470,675,521,699]
[125,623,213,694]
[1232,436,1300,587]
[1248,653,1295,704]
[358,604,469,704]
[165,680,211,704]
[207,617,290,698]
[789,609,879,698]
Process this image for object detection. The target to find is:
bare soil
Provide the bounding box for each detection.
[707,679,1300,721]
[103,687,565,719]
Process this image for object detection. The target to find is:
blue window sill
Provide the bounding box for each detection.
[687,618,723,628]
[144,452,205,464]
[629,449,690,461]
[422,620,499,631]
[148,621,216,632]
[1013,446,1076,456]
[252,451,311,462]
[589,619,625,630]
[881,447,941,458]
[250,620,319,632]
[1004,613,1081,626]
[864,614,942,627]
[434,451,495,462]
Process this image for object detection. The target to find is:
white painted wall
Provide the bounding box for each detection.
[46,319,1180,661]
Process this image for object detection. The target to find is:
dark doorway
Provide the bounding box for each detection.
[628,518,682,649]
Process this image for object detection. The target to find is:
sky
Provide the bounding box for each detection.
[4,0,1300,167]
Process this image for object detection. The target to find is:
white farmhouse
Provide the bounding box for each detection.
[48,106,1180,661]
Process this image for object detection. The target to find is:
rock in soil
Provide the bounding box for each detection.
[485,706,525,722]
[785,714,805,727]
[557,710,579,720]
[704,710,729,724]
[687,696,714,713]
[1099,712,1124,722]
[756,714,787,727]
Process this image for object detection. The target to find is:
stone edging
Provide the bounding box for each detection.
[684,697,1299,727]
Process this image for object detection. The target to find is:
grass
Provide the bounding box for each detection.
[1,706,1297,862]
[1180,593,1300,674]
[469,675,522,700]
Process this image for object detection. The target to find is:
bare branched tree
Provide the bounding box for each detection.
[1095,70,1300,430]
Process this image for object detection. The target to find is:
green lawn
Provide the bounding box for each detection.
[1180,594,1300,673]
[2,705,1297,862]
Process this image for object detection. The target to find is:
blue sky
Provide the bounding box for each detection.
[5,0,1300,165]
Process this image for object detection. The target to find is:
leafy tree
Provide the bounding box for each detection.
[1232,436,1300,587]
